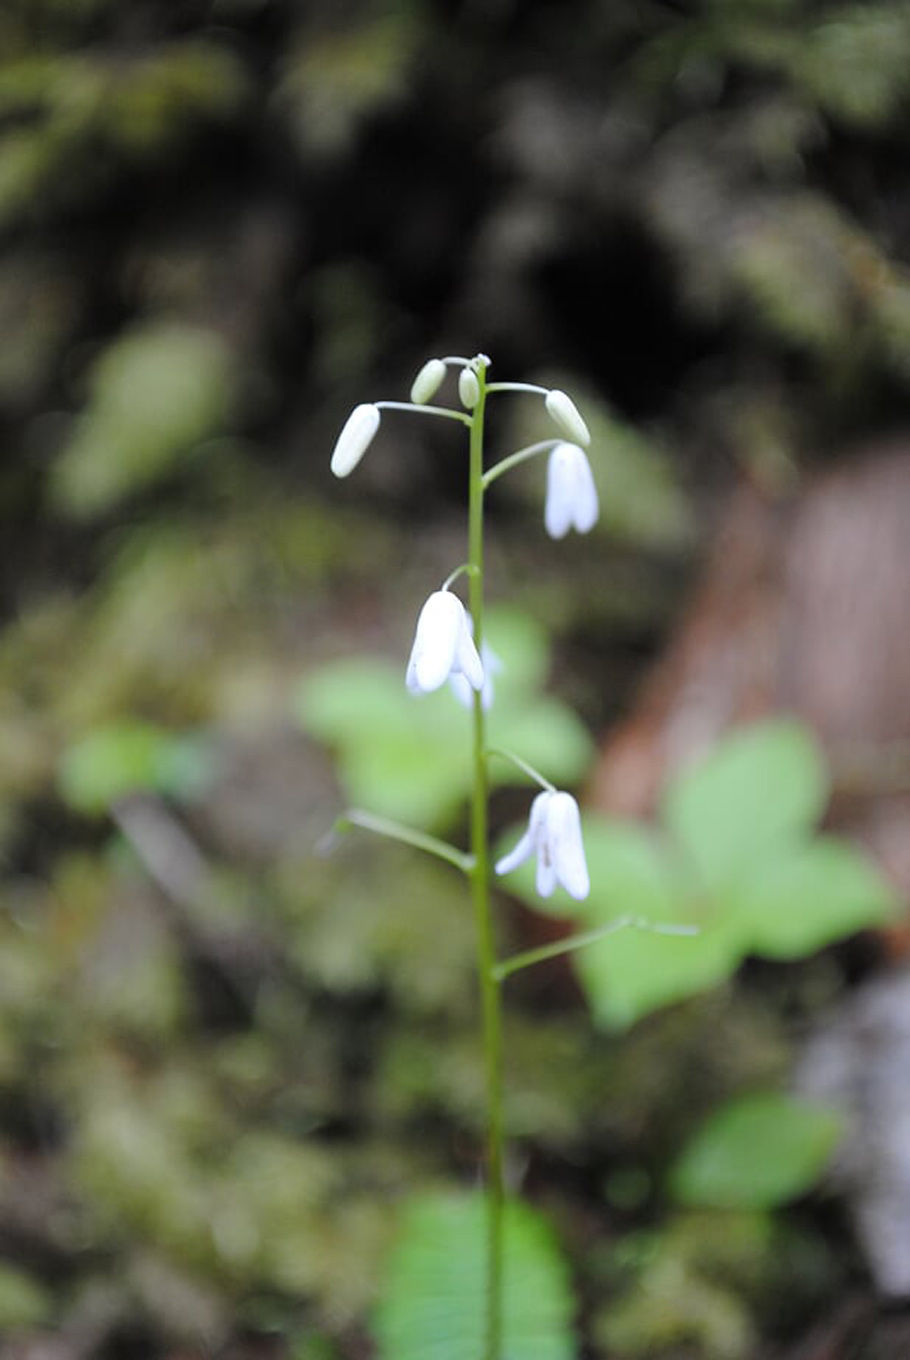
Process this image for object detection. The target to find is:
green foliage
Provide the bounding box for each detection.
[51,323,234,517]
[375,1192,575,1360]
[296,606,592,828]
[0,1263,53,1329]
[58,721,214,814]
[672,1093,842,1209]
[502,721,895,1027]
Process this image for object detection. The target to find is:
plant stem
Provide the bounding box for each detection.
[493,915,701,983]
[468,360,505,1360]
[334,809,474,873]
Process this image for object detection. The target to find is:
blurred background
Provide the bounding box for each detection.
[1,0,910,1356]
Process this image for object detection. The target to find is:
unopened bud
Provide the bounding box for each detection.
[458,367,480,409]
[410,358,446,405]
[330,403,381,477]
[545,389,590,447]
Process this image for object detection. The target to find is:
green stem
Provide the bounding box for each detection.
[493,915,701,983]
[375,400,471,425]
[468,361,504,1360]
[334,809,473,873]
[481,439,561,490]
[486,746,556,792]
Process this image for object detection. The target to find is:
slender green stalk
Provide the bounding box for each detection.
[334,809,474,873]
[468,361,505,1360]
[375,400,471,425]
[482,439,561,490]
[493,915,700,983]
[486,745,556,792]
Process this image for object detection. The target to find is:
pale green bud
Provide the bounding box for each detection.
[410,358,446,405]
[458,367,480,409]
[330,403,380,477]
[545,389,590,447]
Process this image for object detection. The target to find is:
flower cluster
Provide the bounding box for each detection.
[330,354,592,900]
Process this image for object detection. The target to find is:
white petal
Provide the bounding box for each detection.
[454,611,485,691]
[450,640,500,711]
[495,829,535,876]
[545,792,590,900]
[410,358,446,405]
[544,443,577,539]
[330,404,380,477]
[536,853,558,898]
[545,389,590,447]
[495,790,551,877]
[569,448,599,533]
[405,591,462,693]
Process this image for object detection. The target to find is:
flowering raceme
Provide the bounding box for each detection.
[405,590,484,696]
[495,789,590,900]
[544,442,599,539]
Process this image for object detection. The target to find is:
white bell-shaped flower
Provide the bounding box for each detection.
[330,403,380,477]
[495,789,590,900]
[450,638,502,711]
[406,591,484,696]
[545,389,590,447]
[544,442,599,539]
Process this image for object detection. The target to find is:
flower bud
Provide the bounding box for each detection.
[330,403,381,477]
[545,389,590,447]
[458,366,480,409]
[410,358,446,405]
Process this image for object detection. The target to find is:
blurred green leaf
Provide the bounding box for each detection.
[672,1093,842,1209]
[0,1263,53,1329]
[730,836,896,959]
[375,1191,574,1360]
[662,721,827,891]
[52,323,234,517]
[59,721,214,814]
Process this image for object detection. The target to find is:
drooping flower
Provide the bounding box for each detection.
[545,389,590,447]
[406,591,484,696]
[410,358,446,405]
[544,442,599,539]
[495,789,590,900]
[330,403,381,477]
[450,637,502,711]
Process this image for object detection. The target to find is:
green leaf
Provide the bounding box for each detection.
[59,722,213,814]
[295,607,592,829]
[375,1191,575,1360]
[671,1093,842,1209]
[498,817,737,1028]
[662,721,828,891]
[729,835,896,959]
[51,322,233,517]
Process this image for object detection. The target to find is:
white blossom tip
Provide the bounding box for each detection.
[545,389,591,447]
[410,358,446,405]
[545,442,599,539]
[406,590,484,696]
[330,403,380,477]
[458,367,480,409]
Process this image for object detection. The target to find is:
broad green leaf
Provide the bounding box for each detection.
[662,721,828,891]
[375,1192,575,1360]
[730,836,895,959]
[575,917,738,1031]
[497,817,736,1027]
[295,607,591,828]
[671,1093,842,1209]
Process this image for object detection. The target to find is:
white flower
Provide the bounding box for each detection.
[450,638,502,711]
[495,789,590,900]
[406,591,484,695]
[545,389,590,447]
[544,442,599,539]
[410,358,446,405]
[330,403,380,477]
